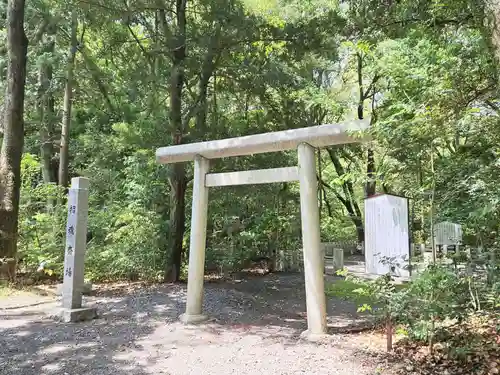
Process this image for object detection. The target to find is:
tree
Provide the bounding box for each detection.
[0,0,28,278]
[58,10,78,188]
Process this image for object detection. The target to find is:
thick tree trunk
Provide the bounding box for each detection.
[38,55,56,209]
[355,219,365,244]
[160,1,219,282]
[194,27,220,134]
[0,0,28,279]
[58,11,78,188]
[163,0,187,283]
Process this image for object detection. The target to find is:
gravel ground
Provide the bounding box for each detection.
[0,273,391,375]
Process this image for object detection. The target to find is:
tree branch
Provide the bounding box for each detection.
[320,184,333,218]
[80,48,116,114]
[377,15,474,30]
[363,74,380,100]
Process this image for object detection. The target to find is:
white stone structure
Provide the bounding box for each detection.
[434,221,462,253]
[285,243,347,273]
[156,119,369,339]
[364,193,410,278]
[322,243,344,275]
[59,177,97,322]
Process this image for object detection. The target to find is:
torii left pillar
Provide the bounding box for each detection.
[179,156,210,324]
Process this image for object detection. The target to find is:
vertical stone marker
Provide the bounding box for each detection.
[58,177,97,323]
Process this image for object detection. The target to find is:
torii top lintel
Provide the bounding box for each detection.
[156,119,370,164]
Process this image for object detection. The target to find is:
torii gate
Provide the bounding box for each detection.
[156,119,369,339]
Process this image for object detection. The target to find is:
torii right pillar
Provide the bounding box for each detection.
[297,143,327,339]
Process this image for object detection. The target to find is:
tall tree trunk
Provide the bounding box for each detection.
[163,0,187,283]
[194,27,220,135]
[0,0,28,279]
[366,148,376,196]
[37,38,56,185]
[166,161,186,282]
[58,11,77,188]
[357,52,376,197]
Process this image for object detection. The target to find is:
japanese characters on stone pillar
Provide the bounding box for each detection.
[59,177,97,322]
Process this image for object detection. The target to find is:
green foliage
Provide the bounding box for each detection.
[325,278,375,306]
[336,262,481,350]
[400,266,470,342]
[85,204,165,281]
[18,154,67,274]
[7,0,500,296]
[5,3,500,375]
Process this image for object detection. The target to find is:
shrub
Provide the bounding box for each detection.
[85,204,165,281]
[18,154,67,274]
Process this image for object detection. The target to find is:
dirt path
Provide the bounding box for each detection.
[0,273,392,375]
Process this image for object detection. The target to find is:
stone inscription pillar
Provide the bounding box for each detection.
[59,177,96,322]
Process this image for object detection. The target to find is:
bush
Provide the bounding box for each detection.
[336,263,471,352]
[85,203,166,281]
[18,154,67,274]
[400,265,469,346]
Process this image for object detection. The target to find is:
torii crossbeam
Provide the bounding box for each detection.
[156,119,369,339]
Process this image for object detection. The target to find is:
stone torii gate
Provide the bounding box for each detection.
[156,119,369,339]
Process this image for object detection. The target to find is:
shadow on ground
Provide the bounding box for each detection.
[0,305,160,374]
[201,272,373,335]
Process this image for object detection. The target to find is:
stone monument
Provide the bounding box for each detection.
[322,243,344,275]
[364,193,410,277]
[434,221,462,254]
[57,177,97,322]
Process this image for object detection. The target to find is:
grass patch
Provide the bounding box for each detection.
[325,279,375,306]
[326,278,409,311]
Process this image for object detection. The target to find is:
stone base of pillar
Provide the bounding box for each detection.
[53,307,98,323]
[179,313,209,324]
[300,329,329,342]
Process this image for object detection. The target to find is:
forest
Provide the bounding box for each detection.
[0,0,499,372]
